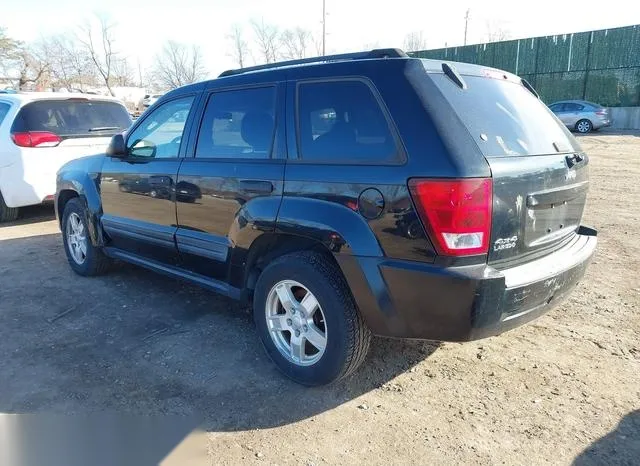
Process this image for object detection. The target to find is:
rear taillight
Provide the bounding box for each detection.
[11,131,61,148]
[408,178,493,256]
[595,109,607,116]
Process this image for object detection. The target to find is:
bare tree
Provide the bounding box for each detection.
[251,19,279,64]
[35,34,96,91]
[280,27,313,60]
[77,14,117,95]
[227,25,249,68]
[153,41,207,89]
[112,56,135,86]
[486,21,511,43]
[0,28,22,85]
[403,31,428,52]
[16,47,50,90]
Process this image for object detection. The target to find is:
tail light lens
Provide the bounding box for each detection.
[408,178,493,256]
[11,131,61,148]
[595,109,608,116]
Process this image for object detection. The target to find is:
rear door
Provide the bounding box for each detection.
[562,102,585,128]
[175,84,286,282]
[428,70,588,266]
[100,95,196,265]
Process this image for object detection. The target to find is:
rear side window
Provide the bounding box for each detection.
[297,80,399,163]
[564,103,584,111]
[195,87,276,159]
[429,71,581,157]
[0,102,10,125]
[11,100,131,137]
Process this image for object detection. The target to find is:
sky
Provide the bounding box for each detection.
[3,0,640,78]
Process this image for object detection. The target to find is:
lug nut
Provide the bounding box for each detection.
[286,319,292,326]
[295,330,301,337]
[303,325,308,332]
[291,309,296,315]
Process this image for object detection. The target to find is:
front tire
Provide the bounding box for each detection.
[62,198,112,276]
[253,251,371,386]
[0,191,19,223]
[575,119,593,133]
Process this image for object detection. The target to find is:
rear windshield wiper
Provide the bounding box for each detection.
[88,126,121,132]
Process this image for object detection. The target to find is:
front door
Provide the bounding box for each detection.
[100,95,197,265]
[176,84,286,282]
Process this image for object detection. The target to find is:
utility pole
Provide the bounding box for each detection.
[322,0,326,56]
[464,9,470,46]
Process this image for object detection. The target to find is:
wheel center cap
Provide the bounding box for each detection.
[292,314,304,329]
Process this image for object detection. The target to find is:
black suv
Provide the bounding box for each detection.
[56,49,597,386]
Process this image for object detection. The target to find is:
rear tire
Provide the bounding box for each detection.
[253,251,371,386]
[62,198,112,276]
[0,191,19,223]
[575,119,593,133]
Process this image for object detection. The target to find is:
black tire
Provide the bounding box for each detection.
[0,191,19,223]
[575,119,593,134]
[61,198,112,276]
[253,251,371,386]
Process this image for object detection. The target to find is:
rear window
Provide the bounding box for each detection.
[11,100,132,137]
[430,71,580,156]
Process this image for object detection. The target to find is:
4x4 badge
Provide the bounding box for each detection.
[494,236,518,251]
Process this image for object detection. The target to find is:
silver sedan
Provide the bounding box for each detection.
[548,100,612,133]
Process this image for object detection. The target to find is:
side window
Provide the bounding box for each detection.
[564,103,584,111]
[195,87,276,159]
[0,102,11,125]
[127,96,194,158]
[549,103,564,112]
[297,80,399,163]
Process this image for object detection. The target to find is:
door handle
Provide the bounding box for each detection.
[239,180,273,194]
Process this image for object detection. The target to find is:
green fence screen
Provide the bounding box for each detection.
[409,24,640,107]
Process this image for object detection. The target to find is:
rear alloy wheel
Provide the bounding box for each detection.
[253,251,371,386]
[265,280,328,367]
[0,191,19,223]
[576,119,593,134]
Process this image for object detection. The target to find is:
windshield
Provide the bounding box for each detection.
[429,70,581,157]
[11,100,132,137]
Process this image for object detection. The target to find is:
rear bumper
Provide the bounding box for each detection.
[339,226,597,341]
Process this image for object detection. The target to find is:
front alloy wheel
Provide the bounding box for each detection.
[66,212,88,265]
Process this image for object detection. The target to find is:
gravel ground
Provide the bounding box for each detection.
[0,133,638,465]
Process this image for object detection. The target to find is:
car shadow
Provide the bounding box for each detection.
[573,410,640,465]
[0,203,55,227]
[0,233,440,432]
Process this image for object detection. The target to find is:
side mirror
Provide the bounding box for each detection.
[106,133,127,158]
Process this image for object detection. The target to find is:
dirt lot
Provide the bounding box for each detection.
[0,133,638,465]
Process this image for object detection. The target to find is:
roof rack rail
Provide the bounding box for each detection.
[218,48,408,78]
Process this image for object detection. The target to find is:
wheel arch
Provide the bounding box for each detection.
[56,171,104,246]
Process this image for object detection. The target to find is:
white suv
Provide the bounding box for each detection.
[0,93,131,221]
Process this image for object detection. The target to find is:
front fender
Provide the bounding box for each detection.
[56,156,105,246]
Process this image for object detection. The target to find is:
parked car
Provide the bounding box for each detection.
[0,93,132,221]
[56,49,597,386]
[548,100,611,133]
[138,93,163,111]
